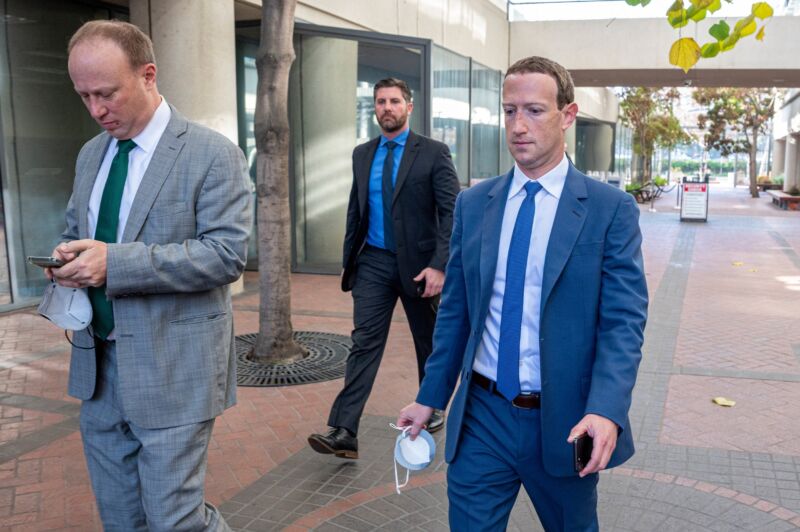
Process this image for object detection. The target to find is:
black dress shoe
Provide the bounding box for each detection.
[427,409,445,433]
[307,427,359,459]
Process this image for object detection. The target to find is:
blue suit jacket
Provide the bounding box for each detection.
[416,164,648,477]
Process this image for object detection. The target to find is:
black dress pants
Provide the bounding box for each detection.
[327,246,437,435]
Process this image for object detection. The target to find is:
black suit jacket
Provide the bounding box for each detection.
[341,130,460,297]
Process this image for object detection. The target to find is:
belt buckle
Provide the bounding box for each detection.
[511,392,538,409]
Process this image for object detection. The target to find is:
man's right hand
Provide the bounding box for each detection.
[397,402,434,440]
[45,243,77,281]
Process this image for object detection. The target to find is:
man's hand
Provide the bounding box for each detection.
[568,414,618,478]
[397,402,434,440]
[51,239,108,288]
[413,267,444,298]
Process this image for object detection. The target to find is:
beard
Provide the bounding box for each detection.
[378,111,408,133]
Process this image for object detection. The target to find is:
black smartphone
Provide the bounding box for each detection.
[573,433,593,472]
[415,278,426,296]
[27,256,65,268]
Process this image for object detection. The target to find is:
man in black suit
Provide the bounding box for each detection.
[308,78,460,458]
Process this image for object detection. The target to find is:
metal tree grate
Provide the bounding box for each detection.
[235,331,351,387]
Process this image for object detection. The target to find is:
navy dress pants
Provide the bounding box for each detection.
[447,381,600,531]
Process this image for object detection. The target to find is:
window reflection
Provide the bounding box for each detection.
[432,46,470,186]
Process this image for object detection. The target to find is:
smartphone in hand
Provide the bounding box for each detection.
[27,256,65,268]
[573,433,593,472]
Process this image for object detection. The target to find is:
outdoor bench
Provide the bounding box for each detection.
[767,190,800,211]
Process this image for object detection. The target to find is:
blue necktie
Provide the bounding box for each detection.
[496,180,543,401]
[382,141,397,252]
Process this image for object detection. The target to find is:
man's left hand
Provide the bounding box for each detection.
[568,414,618,478]
[51,239,108,288]
[413,267,444,298]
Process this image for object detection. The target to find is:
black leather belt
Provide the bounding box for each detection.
[472,372,541,409]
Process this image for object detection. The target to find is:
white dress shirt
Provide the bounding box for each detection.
[472,154,568,392]
[88,98,171,242]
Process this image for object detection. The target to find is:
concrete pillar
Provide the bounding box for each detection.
[772,138,786,178]
[130,0,244,292]
[130,0,238,143]
[785,134,798,192]
[289,37,357,266]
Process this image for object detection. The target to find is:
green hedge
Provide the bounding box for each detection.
[671,160,739,174]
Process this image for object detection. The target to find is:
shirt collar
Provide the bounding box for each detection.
[116,97,171,154]
[508,154,569,201]
[380,127,410,148]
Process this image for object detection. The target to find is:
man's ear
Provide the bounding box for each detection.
[561,102,578,131]
[142,63,157,87]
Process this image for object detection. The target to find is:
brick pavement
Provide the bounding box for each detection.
[0,183,798,530]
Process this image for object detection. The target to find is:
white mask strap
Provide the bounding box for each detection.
[394,456,410,495]
[390,423,412,494]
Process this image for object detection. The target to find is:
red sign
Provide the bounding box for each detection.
[684,184,707,192]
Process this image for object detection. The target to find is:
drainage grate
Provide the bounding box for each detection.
[235,331,351,387]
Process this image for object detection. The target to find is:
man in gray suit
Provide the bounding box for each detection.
[47,20,252,531]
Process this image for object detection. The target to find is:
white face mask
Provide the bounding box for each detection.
[390,424,436,494]
[37,282,92,331]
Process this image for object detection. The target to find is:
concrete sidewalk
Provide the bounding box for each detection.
[0,184,799,531]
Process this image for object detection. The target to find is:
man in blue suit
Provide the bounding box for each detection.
[397,56,648,530]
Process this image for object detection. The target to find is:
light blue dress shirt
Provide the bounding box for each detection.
[472,155,568,392]
[366,128,409,250]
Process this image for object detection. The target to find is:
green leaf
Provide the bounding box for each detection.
[721,33,739,51]
[669,11,689,27]
[707,0,722,11]
[752,2,773,18]
[709,20,729,40]
[669,37,701,72]
[700,42,721,57]
[640,0,652,5]
[666,0,681,16]
[668,1,689,27]
[625,0,643,5]
[687,5,708,21]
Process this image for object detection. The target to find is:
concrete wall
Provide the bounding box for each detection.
[575,87,618,123]
[237,0,510,72]
[510,16,800,87]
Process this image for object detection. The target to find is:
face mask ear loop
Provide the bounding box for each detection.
[390,424,412,494]
[394,456,410,495]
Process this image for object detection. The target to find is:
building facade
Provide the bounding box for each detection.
[0,0,623,310]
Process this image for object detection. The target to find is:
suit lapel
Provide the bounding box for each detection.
[120,107,187,243]
[477,170,514,326]
[77,136,112,239]
[391,130,420,205]
[540,165,588,312]
[357,138,379,215]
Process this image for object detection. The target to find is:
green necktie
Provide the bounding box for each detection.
[89,139,136,339]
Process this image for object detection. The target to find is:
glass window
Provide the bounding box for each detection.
[575,118,615,174]
[470,62,501,182]
[0,0,125,306]
[237,26,427,274]
[431,46,469,186]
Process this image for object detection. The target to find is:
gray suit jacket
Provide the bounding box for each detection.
[62,106,253,429]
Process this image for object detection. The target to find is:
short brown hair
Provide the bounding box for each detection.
[373,78,412,103]
[505,56,574,110]
[68,20,155,68]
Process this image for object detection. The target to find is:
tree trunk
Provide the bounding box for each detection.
[748,129,759,199]
[251,0,305,363]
